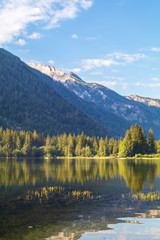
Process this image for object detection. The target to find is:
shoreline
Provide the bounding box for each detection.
[1,156,160,160]
[55,156,160,160]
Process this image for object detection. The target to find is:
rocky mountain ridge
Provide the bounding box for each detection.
[28,63,160,139]
[126,95,160,108]
[28,63,160,140]
[28,63,84,84]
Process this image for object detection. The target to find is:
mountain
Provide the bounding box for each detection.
[126,95,160,108]
[0,48,108,137]
[28,63,160,139]
[28,63,131,138]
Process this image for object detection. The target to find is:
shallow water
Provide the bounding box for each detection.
[0,158,160,239]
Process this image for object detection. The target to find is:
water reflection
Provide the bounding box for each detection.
[0,158,158,192]
[0,158,160,240]
[80,218,160,240]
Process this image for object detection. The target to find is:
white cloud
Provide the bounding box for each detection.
[148,83,160,87]
[107,52,147,63]
[48,60,55,65]
[152,68,157,71]
[120,82,128,90]
[151,47,160,52]
[82,59,121,71]
[15,38,26,46]
[80,0,93,9]
[0,0,93,45]
[111,69,119,73]
[72,34,78,39]
[28,59,42,65]
[44,0,93,29]
[135,82,160,88]
[135,82,141,87]
[105,76,125,81]
[71,68,81,73]
[28,32,41,39]
[99,77,128,90]
[90,71,103,75]
[99,81,117,90]
[118,77,125,81]
[66,68,81,73]
[82,52,146,71]
[152,77,160,81]
[85,35,101,41]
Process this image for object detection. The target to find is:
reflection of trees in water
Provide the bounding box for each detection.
[120,161,157,192]
[0,158,158,192]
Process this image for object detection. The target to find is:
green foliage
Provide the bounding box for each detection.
[147,128,156,154]
[119,124,147,157]
[44,135,52,157]
[0,124,159,158]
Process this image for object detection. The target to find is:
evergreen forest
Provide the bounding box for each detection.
[0,124,160,158]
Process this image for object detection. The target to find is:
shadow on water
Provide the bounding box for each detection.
[0,158,160,239]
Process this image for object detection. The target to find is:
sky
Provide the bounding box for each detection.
[1,0,160,98]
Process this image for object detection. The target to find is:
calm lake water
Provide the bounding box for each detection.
[1,158,160,240]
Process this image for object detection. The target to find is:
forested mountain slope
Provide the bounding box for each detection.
[0,48,108,137]
[28,63,160,139]
[28,64,130,138]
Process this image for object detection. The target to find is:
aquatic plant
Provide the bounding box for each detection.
[122,191,160,202]
[131,191,160,201]
[17,186,101,204]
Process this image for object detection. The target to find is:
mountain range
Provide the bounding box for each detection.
[0,48,160,139]
[28,62,160,139]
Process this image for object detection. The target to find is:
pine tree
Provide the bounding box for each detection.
[85,145,92,157]
[75,136,82,156]
[44,135,52,157]
[113,140,118,155]
[118,130,133,157]
[22,132,32,155]
[156,140,160,153]
[32,130,38,146]
[66,134,74,157]
[3,129,12,157]
[0,126,3,142]
[62,133,68,156]
[105,136,109,156]
[147,128,156,154]
[92,136,99,155]
[130,124,147,155]
[75,133,86,156]
[81,145,92,157]
[108,138,114,155]
[16,136,21,151]
[98,138,106,157]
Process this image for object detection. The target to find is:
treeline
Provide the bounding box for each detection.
[0,124,160,158]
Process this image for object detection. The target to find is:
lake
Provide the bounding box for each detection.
[0,158,160,240]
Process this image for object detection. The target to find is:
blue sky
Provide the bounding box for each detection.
[1,0,160,98]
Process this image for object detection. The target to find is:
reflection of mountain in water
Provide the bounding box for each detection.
[137,209,160,219]
[0,158,158,192]
[46,232,74,240]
